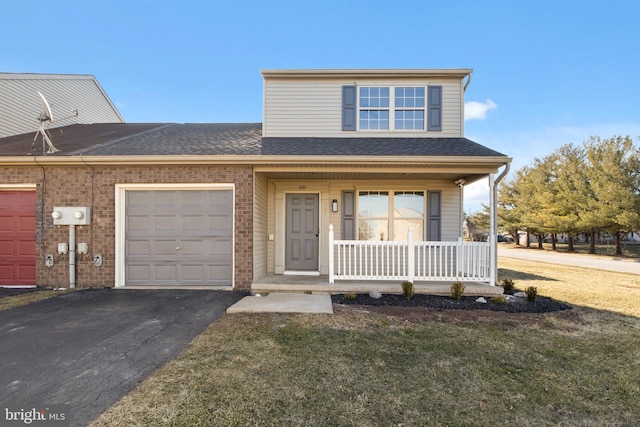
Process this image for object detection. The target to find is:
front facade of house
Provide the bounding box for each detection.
[0,69,510,291]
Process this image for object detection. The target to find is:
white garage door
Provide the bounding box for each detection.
[125,189,233,286]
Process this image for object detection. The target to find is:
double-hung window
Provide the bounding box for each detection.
[359,87,389,130]
[358,191,426,241]
[394,87,425,130]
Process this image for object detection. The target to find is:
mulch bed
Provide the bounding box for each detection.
[331,292,572,313]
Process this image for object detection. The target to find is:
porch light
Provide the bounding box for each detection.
[332,199,338,212]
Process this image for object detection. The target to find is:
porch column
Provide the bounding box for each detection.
[489,174,497,286]
[328,224,335,284]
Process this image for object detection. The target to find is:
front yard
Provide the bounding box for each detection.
[89,258,640,426]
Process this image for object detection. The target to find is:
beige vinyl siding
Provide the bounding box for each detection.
[263,77,463,138]
[253,172,269,280]
[440,186,461,241]
[0,74,124,138]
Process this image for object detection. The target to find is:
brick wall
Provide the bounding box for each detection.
[0,164,254,290]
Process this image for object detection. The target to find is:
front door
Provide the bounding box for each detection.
[285,194,319,271]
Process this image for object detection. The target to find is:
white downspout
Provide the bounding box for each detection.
[69,225,76,288]
[489,162,511,286]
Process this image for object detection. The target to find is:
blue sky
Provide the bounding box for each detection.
[2,0,639,212]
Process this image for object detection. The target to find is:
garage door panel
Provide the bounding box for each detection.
[18,265,36,281]
[153,240,178,256]
[127,240,150,257]
[0,241,12,256]
[180,240,205,256]
[0,216,12,232]
[125,189,233,287]
[182,215,207,231]
[18,241,36,256]
[209,238,233,256]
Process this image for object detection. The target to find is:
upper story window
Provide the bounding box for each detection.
[394,87,425,130]
[357,86,427,131]
[359,87,389,130]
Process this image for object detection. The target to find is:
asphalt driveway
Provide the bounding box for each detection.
[0,288,246,427]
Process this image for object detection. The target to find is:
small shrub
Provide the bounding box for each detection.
[303,290,312,295]
[450,281,466,300]
[525,286,538,302]
[501,277,516,293]
[401,281,414,300]
[491,295,507,304]
[343,292,357,300]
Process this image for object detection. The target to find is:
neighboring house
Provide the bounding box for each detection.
[0,73,124,138]
[0,69,511,291]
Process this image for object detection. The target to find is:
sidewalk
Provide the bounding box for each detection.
[498,246,640,275]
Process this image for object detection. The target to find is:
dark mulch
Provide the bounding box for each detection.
[331,293,572,313]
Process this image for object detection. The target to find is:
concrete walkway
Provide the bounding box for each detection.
[498,246,640,275]
[227,293,333,314]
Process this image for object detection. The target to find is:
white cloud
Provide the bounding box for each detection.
[464,99,497,121]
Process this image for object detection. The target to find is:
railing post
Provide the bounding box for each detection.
[407,227,414,283]
[328,224,334,284]
[457,237,462,279]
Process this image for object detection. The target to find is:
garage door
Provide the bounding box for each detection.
[125,190,233,286]
[0,191,36,286]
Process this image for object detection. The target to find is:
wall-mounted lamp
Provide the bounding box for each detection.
[332,199,338,212]
[454,179,467,187]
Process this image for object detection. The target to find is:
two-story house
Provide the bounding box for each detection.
[0,69,510,293]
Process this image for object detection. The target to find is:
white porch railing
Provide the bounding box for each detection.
[328,225,491,284]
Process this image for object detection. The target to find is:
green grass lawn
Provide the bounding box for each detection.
[89,258,640,427]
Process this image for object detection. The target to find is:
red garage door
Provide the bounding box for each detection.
[0,191,36,286]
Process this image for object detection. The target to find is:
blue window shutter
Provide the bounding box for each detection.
[342,85,356,131]
[427,191,441,241]
[427,85,442,131]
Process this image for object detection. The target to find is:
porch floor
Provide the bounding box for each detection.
[252,275,503,297]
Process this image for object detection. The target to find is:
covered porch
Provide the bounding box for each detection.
[251,147,511,294]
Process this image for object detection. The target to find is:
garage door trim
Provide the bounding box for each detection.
[115,183,235,288]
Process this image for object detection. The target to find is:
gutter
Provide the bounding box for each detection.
[0,154,512,167]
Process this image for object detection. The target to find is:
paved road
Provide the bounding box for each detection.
[498,246,640,275]
[0,289,245,427]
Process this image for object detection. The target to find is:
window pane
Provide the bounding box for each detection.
[394,191,424,218]
[393,219,424,241]
[358,219,389,241]
[359,191,389,217]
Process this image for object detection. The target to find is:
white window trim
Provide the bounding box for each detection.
[114,183,235,288]
[357,85,427,132]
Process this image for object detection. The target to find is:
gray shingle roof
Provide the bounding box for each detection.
[0,122,508,158]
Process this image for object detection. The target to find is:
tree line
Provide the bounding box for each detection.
[471,135,640,255]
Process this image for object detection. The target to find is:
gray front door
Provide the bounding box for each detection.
[285,194,319,271]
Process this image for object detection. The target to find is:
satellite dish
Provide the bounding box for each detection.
[37,91,53,122]
[30,91,78,155]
